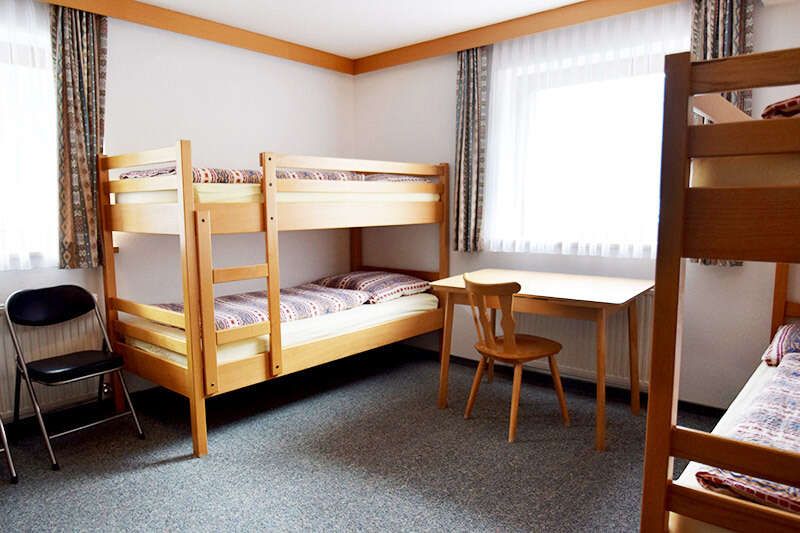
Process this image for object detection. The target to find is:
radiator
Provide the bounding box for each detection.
[520,292,654,390]
[0,309,101,419]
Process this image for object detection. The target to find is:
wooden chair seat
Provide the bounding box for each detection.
[475,335,562,363]
[462,273,570,442]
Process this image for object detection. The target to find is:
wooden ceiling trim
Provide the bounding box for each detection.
[353,0,680,74]
[44,0,355,74]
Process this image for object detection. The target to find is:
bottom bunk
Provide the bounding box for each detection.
[119,292,441,393]
[670,338,800,531]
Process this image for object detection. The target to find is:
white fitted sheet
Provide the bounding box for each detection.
[121,292,439,367]
[669,361,778,532]
[114,184,440,205]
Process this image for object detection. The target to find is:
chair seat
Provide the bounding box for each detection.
[26,351,123,385]
[475,334,562,362]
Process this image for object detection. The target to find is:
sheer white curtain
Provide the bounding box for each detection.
[0,0,59,270]
[483,2,690,258]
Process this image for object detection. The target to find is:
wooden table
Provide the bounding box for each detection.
[431,269,654,451]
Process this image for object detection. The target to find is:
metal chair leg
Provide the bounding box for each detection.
[118,371,144,439]
[19,370,59,470]
[0,417,17,484]
[97,375,105,404]
[13,368,21,424]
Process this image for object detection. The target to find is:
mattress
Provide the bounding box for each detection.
[691,154,800,188]
[114,184,440,205]
[669,361,778,532]
[120,292,439,367]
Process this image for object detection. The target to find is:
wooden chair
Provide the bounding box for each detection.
[462,273,570,442]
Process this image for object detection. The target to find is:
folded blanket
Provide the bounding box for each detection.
[696,352,800,514]
[155,284,370,330]
[119,165,434,184]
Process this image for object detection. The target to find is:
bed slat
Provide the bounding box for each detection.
[108,204,180,234]
[688,118,800,158]
[106,175,178,193]
[274,154,440,176]
[683,187,800,263]
[111,297,185,329]
[100,146,176,170]
[671,426,800,488]
[114,320,188,356]
[667,483,800,533]
[204,202,443,233]
[114,342,189,397]
[278,179,442,194]
[690,47,800,94]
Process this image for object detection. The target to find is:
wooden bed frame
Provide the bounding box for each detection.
[640,48,800,532]
[97,141,450,457]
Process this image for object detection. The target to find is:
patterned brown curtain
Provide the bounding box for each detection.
[50,6,107,269]
[691,0,753,267]
[454,46,489,253]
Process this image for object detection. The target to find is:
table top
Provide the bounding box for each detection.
[431,269,654,306]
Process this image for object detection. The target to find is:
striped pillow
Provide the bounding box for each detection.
[314,271,430,304]
[763,323,800,366]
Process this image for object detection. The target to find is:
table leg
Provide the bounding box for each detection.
[596,308,607,451]
[438,292,455,409]
[628,299,641,415]
[487,309,496,383]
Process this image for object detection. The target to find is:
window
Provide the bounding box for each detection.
[0,0,59,270]
[482,2,690,258]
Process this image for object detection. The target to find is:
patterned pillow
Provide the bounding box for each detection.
[314,271,430,304]
[119,165,262,184]
[762,323,800,366]
[762,94,800,119]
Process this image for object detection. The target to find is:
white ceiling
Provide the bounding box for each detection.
[142,0,582,58]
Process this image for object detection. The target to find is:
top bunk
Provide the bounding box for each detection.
[660,47,800,265]
[98,141,448,234]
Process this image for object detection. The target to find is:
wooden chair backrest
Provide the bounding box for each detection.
[463,273,521,354]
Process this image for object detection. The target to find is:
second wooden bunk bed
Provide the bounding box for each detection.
[98,141,450,457]
[640,48,800,531]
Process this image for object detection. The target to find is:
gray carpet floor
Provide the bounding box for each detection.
[0,348,717,532]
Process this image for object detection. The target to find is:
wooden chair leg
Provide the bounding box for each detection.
[548,355,570,427]
[464,357,487,419]
[509,363,523,443]
[486,359,494,383]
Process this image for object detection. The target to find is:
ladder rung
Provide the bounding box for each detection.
[212,264,269,284]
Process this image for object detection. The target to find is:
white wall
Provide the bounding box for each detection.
[104,19,357,303]
[353,1,800,408]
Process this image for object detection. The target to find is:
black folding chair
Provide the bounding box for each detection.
[4,285,143,470]
[0,413,16,483]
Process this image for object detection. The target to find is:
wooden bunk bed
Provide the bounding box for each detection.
[97,141,449,457]
[640,48,800,532]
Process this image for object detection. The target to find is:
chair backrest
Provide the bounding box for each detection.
[5,285,97,327]
[463,273,521,354]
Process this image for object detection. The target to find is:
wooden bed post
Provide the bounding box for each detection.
[261,152,283,377]
[350,228,362,271]
[640,52,692,532]
[438,162,450,279]
[175,140,208,457]
[772,263,790,337]
[97,154,125,411]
